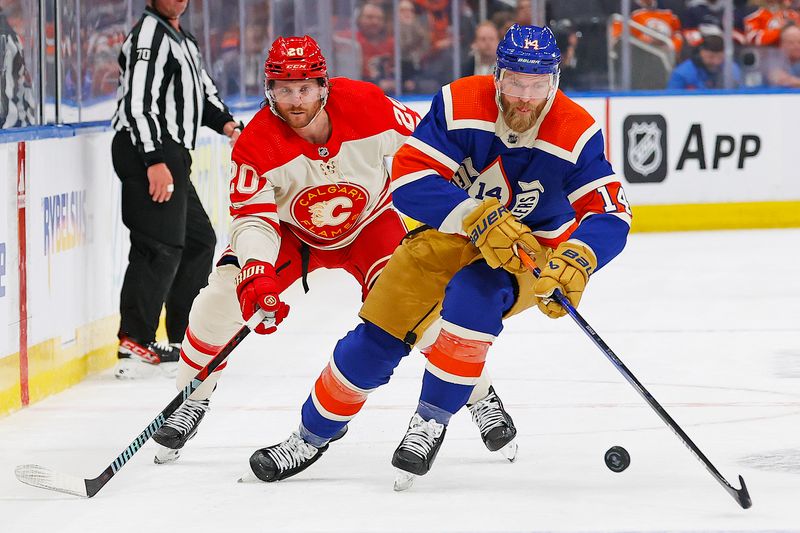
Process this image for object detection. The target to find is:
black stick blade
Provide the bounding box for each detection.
[734,475,752,509]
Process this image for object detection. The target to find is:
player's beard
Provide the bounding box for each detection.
[500,95,540,133]
[281,99,323,129]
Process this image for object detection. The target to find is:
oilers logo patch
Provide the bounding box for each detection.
[291,183,369,240]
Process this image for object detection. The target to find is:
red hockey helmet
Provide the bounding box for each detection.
[264,36,330,121]
[264,35,328,82]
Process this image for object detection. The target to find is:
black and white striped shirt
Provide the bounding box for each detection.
[112,7,234,166]
[0,9,36,129]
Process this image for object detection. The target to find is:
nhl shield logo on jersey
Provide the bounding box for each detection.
[622,114,668,183]
[291,183,369,240]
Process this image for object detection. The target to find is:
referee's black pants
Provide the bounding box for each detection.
[111,131,216,344]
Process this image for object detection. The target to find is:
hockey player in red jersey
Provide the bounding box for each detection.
[151,35,518,464]
[248,25,631,488]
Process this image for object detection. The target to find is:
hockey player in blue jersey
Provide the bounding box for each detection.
[244,24,632,488]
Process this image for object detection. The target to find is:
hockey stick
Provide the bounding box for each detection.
[14,310,271,498]
[515,246,752,509]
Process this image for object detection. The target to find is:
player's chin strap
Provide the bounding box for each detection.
[512,242,752,510]
[301,95,328,128]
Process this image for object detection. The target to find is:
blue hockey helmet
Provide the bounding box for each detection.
[495,25,561,103]
[496,24,561,76]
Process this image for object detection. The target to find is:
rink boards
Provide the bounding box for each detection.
[1,90,800,416]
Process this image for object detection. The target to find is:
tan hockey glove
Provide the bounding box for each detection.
[463,197,542,275]
[533,241,597,319]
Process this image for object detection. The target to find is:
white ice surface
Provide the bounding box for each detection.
[2,229,800,533]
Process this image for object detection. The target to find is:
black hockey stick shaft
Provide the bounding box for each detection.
[81,312,265,497]
[517,248,752,509]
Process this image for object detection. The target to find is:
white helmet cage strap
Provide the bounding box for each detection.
[265,77,330,119]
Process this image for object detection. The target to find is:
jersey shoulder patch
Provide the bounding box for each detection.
[536,91,599,156]
[443,75,498,129]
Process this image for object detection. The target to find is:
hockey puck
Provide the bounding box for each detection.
[604,446,630,473]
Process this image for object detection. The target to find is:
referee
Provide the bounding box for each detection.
[0,2,35,128]
[111,0,241,379]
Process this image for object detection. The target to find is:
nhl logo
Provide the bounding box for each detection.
[318,146,329,157]
[507,133,518,144]
[627,122,662,177]
[622,114,668,183]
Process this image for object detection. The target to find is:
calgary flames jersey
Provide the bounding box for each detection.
[390,75,631,271]
[225,78,420,266]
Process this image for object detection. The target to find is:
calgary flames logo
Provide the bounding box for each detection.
[291,183,369,240]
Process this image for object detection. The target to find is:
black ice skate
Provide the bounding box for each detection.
[152,399,210,464]
[391,413,447,491]
[467,385,518,462]
[241,432,328,482]
[115,337,180,379]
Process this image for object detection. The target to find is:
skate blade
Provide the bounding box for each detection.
[499,440,518,463]
[154,445,181,464]
[114,358,160,380]
[237,471,260,483]
[393,469,416,492]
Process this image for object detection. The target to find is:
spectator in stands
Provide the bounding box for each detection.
[83,5,128,98]
[552,18,581,90]
[667,28,742,88]
[462,20,499,76]
[491,9,513,35]
[414,0,451,48]
[398,0,430,92]
[243,23,270,96]
[0,1,35,128]
[682,0,725,46]
[743,0,800,46]
[767,23,800,85]
[413,1,477,91]
[355,2,395,92]
[213,21,243,97]
[612,0,685,60]
[514,0,532,25]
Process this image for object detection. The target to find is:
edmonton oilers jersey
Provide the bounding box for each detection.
[390,75,631,270]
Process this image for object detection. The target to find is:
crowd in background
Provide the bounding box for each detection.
[3,0,800,129]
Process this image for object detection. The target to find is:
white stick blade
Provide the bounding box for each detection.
[15,464,88,498]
